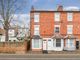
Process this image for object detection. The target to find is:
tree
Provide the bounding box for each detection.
[0,0,27,41]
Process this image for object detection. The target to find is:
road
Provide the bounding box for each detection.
[0,54,80,60]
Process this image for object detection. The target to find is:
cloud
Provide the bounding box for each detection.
[0,14,30,28]
[11,14,30,27]
[64,6,80,11]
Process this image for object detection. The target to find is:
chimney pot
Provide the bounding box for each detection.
[57,5,63,11]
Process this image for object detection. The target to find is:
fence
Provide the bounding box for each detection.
[0,40,28,54]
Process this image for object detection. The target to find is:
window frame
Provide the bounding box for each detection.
[32,39,42,49]
[34,13,40,22]
[56,39,61,47]
[34,25,40,35]
[69,39,74,47]
[67,25,73,34]
[67,12,73,21]
[54,12,60,21]
[54,25,60,33]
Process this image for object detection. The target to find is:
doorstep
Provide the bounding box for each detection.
[27,51,42,54]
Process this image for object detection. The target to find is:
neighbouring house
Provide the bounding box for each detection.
[0,28,5,42]
[0,27,18,42]
[8,27,18,42]
[17,26,28,40]
[30,5,80,52]
[0,25,28,42]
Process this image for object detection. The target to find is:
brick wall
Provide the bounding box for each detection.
[0,40,28,54]
[30,11,80,38]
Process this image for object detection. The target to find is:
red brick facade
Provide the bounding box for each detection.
[30,9,80,39]
[30,6,80,51]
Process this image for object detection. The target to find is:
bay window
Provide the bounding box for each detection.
[32,39,42,49]
[56,39,61,47]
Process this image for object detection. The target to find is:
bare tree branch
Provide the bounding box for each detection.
[0,0,28,41]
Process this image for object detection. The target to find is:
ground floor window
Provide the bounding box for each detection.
[66,39,74,47]
[56,39,61,47]
[34,39,39,48]
[0,36,1,42]
[32,39,42,49]
[69,39,74,47]
[53,40,55,47]
[66,39,68,47]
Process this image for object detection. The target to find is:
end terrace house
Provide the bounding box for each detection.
[30,5,80,52]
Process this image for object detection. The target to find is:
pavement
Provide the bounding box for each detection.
[0,54,80,60]
[0,50,80,60]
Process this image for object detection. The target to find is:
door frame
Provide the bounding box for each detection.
[42,38,52,51]
[52,38,64,51]
[76,41,79,49]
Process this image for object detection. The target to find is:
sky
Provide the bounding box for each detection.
[0,0,80,28]
[26,0,80,13]
[0,14,30,28]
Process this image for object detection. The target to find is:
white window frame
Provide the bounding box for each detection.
[67,12,73,21]
[32,39,42,49]
[53,39,55,47]
[34,13,40,22]
[56,39,61,47]
[54,12,60,21]
[34,25,40,35]
[54,25,60,33]
[69,39,74,47]
[67,25,73,34]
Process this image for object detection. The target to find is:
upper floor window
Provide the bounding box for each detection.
[34,13,39,22]
[54,25,60,33]
[67,13,73,21]
[54,12,60,21]
[34,25,39,35]
[67,25,73,34]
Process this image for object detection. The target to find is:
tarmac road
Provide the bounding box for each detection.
[0,54,80,60]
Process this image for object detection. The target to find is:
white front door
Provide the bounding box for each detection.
[43,40,47,50]
[48,39,52,50]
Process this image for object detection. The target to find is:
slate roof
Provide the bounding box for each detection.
[52,34,64,39]
[64,35,77,39]
[32,35,42,39]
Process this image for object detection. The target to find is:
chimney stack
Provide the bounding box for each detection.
[57,5,63,11]
[31,6,34,11]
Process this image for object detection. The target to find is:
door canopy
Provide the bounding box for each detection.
[64,35,77,39]
[52,33,64,39]
[32,35,42,39]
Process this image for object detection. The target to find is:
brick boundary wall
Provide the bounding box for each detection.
[0,40,28,54]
